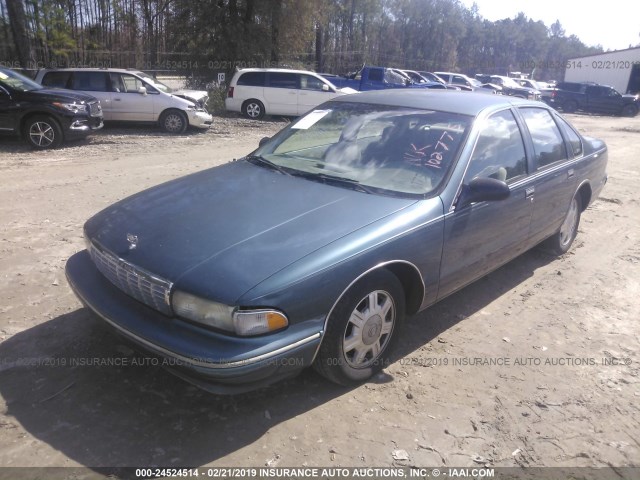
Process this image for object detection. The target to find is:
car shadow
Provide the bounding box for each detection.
[0,249,555,468]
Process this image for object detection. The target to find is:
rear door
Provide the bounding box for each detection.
[69,71,113,120]
[263,72,298,116]
[517,107,576,246]
[0,85,17,132]
[109,72,156,121]
[439,108,534,298]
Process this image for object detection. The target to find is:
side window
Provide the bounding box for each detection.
[71,72,109,92]
[555,115,583,157]
[520,107,568,168]
[452,76,466,86]
[237,72,266,86]
[300,74,327,91]
[268,72,297,89]
[120,74,145,93]
[368,68,383,82]
[41,71,71,88]
[110,73,124,92]
[465,109,527,183]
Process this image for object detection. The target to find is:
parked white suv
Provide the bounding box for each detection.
[225,68,355,119]
[35,68,213,133]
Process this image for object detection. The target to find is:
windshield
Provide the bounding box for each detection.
[135,72,172,93]
[0,68,43,92]
[252,102,471,197]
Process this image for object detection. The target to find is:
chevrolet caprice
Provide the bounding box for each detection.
[66,90,608,393]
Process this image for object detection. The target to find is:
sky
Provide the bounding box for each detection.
[458,0,640,51]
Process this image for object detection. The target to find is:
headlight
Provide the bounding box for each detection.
[172,291,289,336]
[53,102,88,114]
[172,291,235,332]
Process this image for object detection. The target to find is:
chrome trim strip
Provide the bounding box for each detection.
[310,259,425,363]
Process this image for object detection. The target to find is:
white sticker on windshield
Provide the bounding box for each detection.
[291,109,331,129]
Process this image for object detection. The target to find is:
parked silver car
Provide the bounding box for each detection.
[35,68,212,133]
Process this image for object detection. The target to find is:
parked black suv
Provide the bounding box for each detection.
[0,67,103,149]
[546,81,639,117]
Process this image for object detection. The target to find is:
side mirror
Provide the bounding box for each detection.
[138,86,147,95]
[456,177,510,209]
[259,136,271,147]
[322,84,330,92]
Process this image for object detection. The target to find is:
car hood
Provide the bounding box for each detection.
[338,87,358,94]
[21,87,98,103]
[172,89,209,108]
[622,94,639,102]
[85,160,416,304]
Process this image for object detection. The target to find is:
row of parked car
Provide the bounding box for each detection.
[224,66,553,120]
[0,66,213,149]
[3,65,636,150]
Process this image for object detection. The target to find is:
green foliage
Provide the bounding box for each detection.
[0,0,604,82]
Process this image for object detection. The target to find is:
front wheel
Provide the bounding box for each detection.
[313,270,405,386]
[621,104,638,117]
[160,110,188,133]
[24,115,63,149]
[543,194,582,255]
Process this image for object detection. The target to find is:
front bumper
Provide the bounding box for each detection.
[64,115,104,139]
[187,110,213,129]
[65,250,322,394]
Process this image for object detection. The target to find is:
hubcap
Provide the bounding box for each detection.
[29,122,55,147]
[165,114,183,132]
[343,290,395,368]
[247,104,261,118]
[559,198,579,246]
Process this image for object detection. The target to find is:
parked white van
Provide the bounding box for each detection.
[35,68,213,133]
[225,68,355,119]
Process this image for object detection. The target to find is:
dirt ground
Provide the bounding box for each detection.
[0,111,638,472]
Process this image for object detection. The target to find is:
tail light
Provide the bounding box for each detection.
[227,87,234,98]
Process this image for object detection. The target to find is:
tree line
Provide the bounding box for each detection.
[0,0,612,85]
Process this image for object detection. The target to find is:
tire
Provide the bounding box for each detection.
[621,104,638,117]
[563,100,578,113]
[242,99,265,120]
[542,194,582,255]
[160,110,188,133]
[23,115,63,149]
[313,269,405,386]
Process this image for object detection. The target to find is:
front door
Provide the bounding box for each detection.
[297,74,334,115]
[438,108,534,299]
[109,73,156,122]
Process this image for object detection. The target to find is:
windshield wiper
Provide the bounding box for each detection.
[293,171,376,194]
[246,155,292,176]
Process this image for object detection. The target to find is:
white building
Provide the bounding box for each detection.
[564,47,640,94]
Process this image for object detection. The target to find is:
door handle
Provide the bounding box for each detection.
[525,186,535,198]
[114,98,121,101]
[567,168,575,178]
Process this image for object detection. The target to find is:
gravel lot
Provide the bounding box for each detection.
[0,112,638,471]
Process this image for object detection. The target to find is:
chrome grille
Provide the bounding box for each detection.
[89,101,102,117]
[89,241,173,316]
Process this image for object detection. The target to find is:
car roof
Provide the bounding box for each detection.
[330,89,536,116]
[235,68,324,76]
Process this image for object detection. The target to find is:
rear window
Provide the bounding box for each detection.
[71,72,109,92]
[237,71,266,87]
[41,71,71,88]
